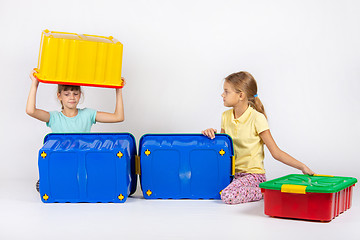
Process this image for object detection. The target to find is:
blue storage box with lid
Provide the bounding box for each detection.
[38,133,137,203]
[138,134,235,199]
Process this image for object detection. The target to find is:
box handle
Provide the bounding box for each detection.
[313,174,334,177]
[281,184,307,194]
[231,156,235,176]
[135,155,141,175]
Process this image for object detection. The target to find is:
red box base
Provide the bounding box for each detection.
[261,184,355,222]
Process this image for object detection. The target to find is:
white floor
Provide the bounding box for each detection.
[0,180,359,240]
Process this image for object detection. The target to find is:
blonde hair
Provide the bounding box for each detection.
[57,84,82,109]
[225,71,267,118]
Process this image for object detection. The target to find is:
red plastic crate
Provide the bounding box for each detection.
[259,174,357,222]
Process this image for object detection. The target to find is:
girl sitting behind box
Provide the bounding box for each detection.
[26,69,126,191]
[26,69,126,132]
[202,71,315,204]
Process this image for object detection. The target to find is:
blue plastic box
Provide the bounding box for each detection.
[138,134,234,199]
[38,133,137,203]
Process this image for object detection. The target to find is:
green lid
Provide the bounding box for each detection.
[259,174,357,193]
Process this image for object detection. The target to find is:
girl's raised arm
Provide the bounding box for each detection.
[95,78,126,123]
[26,70,50,122]
[259,129,315,175]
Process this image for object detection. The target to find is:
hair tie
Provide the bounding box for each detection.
[254,94,258,98]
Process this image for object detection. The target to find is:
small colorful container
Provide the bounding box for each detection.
[34,30,123,88]
[138,134,235,199]
[38,133,137,203]
[259,174,357,222]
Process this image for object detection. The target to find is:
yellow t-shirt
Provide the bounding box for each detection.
[221,106,269,174]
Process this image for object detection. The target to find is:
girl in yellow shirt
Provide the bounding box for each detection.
[202,71,314,204]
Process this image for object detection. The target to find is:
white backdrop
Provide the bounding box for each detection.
[0,0,359,182]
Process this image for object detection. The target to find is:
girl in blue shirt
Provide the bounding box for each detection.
[26,69,126,192]
[26,69,126,132]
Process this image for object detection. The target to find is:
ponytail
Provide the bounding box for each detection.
[249,96,267,119]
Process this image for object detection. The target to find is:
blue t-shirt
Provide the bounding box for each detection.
[46,108,97,133]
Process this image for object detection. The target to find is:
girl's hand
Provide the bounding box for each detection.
[301,165,315,175]
[201,128,217,139]
[116,78,126,94]
[29,69,39,87]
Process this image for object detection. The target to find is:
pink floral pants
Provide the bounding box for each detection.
[221,173,266,204]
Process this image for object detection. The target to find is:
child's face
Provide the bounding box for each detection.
[57,90,81,110]
[221,81,241,107]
